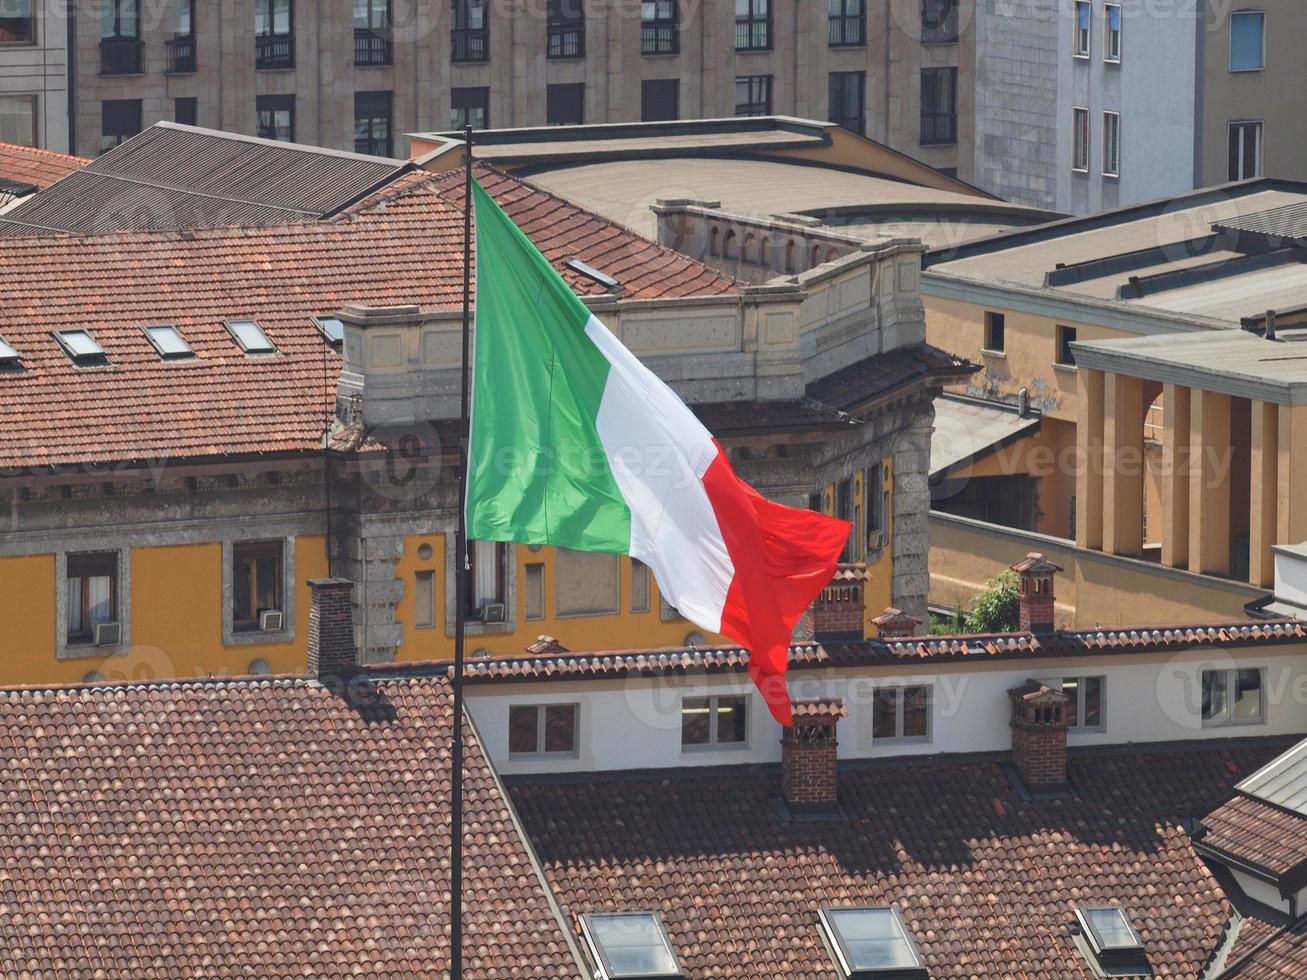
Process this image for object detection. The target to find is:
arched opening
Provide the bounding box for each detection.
[708,226,721,257]
[723,229,739,260]
[784,240,797,273]
[742,233,757,264]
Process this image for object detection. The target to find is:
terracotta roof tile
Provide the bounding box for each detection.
[1201,793,1307,878]
[509,740,1293,978]
[0,141,87,190]
[0,673,581,977]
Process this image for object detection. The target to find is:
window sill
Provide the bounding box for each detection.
[1071,167,1089,176]
[1229,66,1265,73]
[1202,718,1266,729]
[872,736,932,746]
[981,348,1006,359]
[57,642,128,660]
[681,741,750,753]
[0,40,38,48]
[225,629,293,647]
[920,140,958,148]
[1103,172,1120,180]
[1104,57,1120,66]
[1052,361,1077,373]
[509,751,580,761]
[920,38,960,45]
[1072,52,1089,60]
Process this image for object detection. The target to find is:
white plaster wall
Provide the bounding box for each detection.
[467,645,1307,775]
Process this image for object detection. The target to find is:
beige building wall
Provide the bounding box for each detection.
[0,0,69,152]
[71,0,975,177]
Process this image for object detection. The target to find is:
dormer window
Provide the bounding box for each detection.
[54,329,108,366]
[0,336,21,367]
[579,912,683,979]
[1075,907,1147,971]
[818,907,927,978]
[313,315,344,349]
[225,319,275,354]
[144,324,194,359]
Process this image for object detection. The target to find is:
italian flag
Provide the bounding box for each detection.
[466,180,852,725]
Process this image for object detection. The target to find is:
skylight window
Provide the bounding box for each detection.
[0,336,21,366]
[819,907,927,978]
[1076,907,1147,970]
[313,316,345,349]
[53,330,108,365]
[567,258,620,289]
[225,320,275,354]
[144,325,194,360]
[580,912,683,979]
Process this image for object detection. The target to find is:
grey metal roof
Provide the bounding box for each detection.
[930,396,1041,479]
[0,123,411,236]
[1214,201,1307,244]
[1237,738,1307,814]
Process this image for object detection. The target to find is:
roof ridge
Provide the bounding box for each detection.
[0,140,89,166]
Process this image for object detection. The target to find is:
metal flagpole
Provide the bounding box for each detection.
[450,123,474,980]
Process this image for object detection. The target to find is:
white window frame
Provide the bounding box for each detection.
[1201,667,1267,728]
[1103,2,1121,62]
[0,94,38,147]
[508,702,580,758]
[1229,9,1266,72]
[1072,106,1090,173]
[1102,110,1120,178]
[680,694,750,750]
[871,684,932,743]
[1073,0,1091,58]
[1228,119,1263,181]
[1040,675,1106,732]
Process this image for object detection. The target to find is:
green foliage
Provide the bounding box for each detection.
[964,570,1021,634]
[929,607,965,636]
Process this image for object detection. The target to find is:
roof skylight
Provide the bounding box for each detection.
[819,907,927,978]
[580,912,683,979]
[567,258,620,289]
[313,316,345,349]
[225,319,275,354]
[144,325,194,360]
[1076,907,1146,970]
[53,330,108,365]
[0,336,20,366]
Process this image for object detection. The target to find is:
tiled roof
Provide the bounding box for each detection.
[509,740,1293,979]
[0,673,583,977]
[0,164,736,471]
[461,621,1307,684]
[0,141,87,190]
[1225,920,1307,978]
[807,342,976,411]
[1200,793,1307,878]
[790,696,848,719]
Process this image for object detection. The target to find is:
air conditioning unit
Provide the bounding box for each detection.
[868,530,886,552]
[479,602,507,624]
[94,621,122,647]
[259,609,284,632]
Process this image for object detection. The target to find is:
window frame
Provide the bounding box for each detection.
[640,0,678,54]
[99,98,143,153]
[1056,324,1078,366]
[983,311,1005,353]
[1075,907,1147,970]
[231,539,286,634]
[0,335,21,366]
[734,74,773,117]
[680,694,750,750]
[1201,666,1267,728]
[174,96,198,125]
[641,78,679,121]
[871,684,931,743]
[255,94,296,142]
[65,551,120,646]
[451,0,489,63]
[735,0,772,52]
[579,911,684,980]
[1103,2,1121,62]
[818,905,927,977]
[828,0,865,48]
[866,461,888,552]
[0,94,37,147]
[451,86,490,130]
[1071,106,1090,173]
[1102,109,1120,178]
[225,319,277,354]
[1229,10,1265,72]
[466,539,507,618]
[546,0,585,58]
[921,0,959,44]
[0,0,35,45]
[1073,0,1090,57]
[53,329,108,366]
[1039,675,1105,732]
[1228,119,1263,181]
[828,70,866,136]
[143,324,195,360]
[312,315,345,349]
[546,82,585,126]
[508,702,580,758]
[414,568,437,629]
[353,89,393,156]
[919,66,958,145]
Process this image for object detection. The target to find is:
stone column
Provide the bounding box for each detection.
[1189,388,1232,576]
[1102,372,1144,556]
[1161,383,1191,568]
[1278,404,1307,547]
[1250,401,1279,588]
[1075,367,1105,550]
[891,418,932,624]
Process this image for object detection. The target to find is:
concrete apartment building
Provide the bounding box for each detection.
[0,0,70,152]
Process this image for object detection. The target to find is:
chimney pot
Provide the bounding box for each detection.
[1009,552,1063,634]
[811,563,870,642]
[871,607,923,640]
[782,697,847,812]
[1008,680,1070,788]
[308,577,359,678]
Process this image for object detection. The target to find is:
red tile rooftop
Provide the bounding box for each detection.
[0,141,87,190]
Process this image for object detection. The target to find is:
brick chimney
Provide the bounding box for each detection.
[871,607,922,640]
[308,578,359,678]
[782,697,847,812]
[1010,552,1063,633]
[1008,680,1070,789]
[811,563,869,641]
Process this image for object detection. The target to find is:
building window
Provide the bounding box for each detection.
[828,71,865,136]
[1072,106,1089,172]
[1202,667,1265,726]
[256,94,295,142]
[1104,2,1121,61]
[580,913,683,979]
[547,0,584,57]
[354,0,392,66]
[984,311,1005,352]
[547,83,584,126]
[1076,907,1147,973]
[0,0,33,43]
[174,97,197,126]
[232,540,284,633]
[1073,0,1090,57]
[1056,676,1105,731]
[834,476,858,561]
[1230,10,1265,71]
[866,461,888,551]
[414,569,437,628]
[872,685,930,741]
[167,0,196,73]
[1228,120,1262,180]
[1102,110,1120,177]
[920,67,957,144]
[819,907,927,976]
[524,562,545,620]
[641,0,678,53]
[509,703,578,756]
[451,86,489,130]
[66,552,118,645]
[100,0,142,74]
[921,0,959,43]
[1056,325,1078,366]
[829,0,864,47]
[735,75,772,116]
[255,0,294,69]
[452,0,489,63]
[631,559,651,613]
[100,99,142,154]
[682,695,748,748]
[354,90,392,155]
[641,79,678,121]
[735,0,771,51]
[0,95,36,146]
[467,539,506,618]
